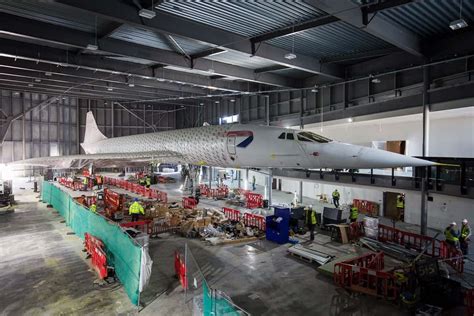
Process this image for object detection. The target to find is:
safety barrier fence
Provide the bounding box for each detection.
[222,207,266,230]
[198,184,229,199]
[174,244,249,315]
[378,224,464,272]
[84,233,108,280]
[42,181,142,305]
[246,192,263,209]
[182,197,198,209]
[352,199,379,216]
[334,252,398,300]
[103,176,168,205]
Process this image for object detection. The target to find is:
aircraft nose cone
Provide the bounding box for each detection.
[358,147,435,168]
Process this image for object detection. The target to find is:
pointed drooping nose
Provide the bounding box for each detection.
[319,142,436,169]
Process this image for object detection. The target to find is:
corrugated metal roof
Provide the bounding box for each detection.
[0,0,110,33]
[380,0,474,38]
[109,25,172,50]
[106,56,155,65]
[270,68,313,79]
[157,0,327,37]
[267,21,392,59]
[206,51,276,69]
[170,37,214,55]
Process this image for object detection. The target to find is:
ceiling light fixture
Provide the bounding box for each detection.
[199,102,204,106]
[34,78,41,82]
[285,25,297,60]
[107,87,113,91]
[28,83,34,87]
[450,0,468,30]
[128,83,135,87]
[230,99,235,102]
[311,87,319,93]
[86,44,98,51]
[139,8,156,19]
[215,100,219,104]
[371,78,381,84]
[45,72,52,76]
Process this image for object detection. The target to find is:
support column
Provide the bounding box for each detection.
[267,169,273,208]
[245,168,249,190]
[265,95,270,126]
[420,64,430,235]
[208,166,212,188]
[299,181,303,204]
[237,169,241,188]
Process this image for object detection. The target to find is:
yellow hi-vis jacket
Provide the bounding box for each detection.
[461,224,471,239]
[332,190,340,198]
[82,177,88,185]
[350,207,359,220]
[396,197,404,209]
[305,209,317,225]
[146,177,151,186]
[444,227,459,242]
[129,201,144,215]
[90,204,97,213]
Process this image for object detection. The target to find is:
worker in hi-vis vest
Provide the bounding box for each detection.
[305,205,317,241]
[444,222,460,248]
[350,205,359,223]
[460,219,471,255]
[90,203,97,213]
[396,194,405,220]
[332,189,340,208]
[129,198,144,222]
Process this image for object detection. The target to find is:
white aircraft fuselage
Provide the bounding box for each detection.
[82,121,435,169]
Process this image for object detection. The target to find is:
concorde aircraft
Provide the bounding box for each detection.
[12,111,436,169]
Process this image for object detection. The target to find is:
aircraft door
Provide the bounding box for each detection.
[227,135,236,155]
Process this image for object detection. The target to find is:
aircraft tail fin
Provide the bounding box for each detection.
[81,111,107,153]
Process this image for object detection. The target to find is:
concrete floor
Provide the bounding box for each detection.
[0,179,136,315]
[3,174,468,315]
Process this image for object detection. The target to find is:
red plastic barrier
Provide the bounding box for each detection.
[378,224,441,257]
[199,184,209,196]
[243,213,266,230]
[246,192,263,209]
[439,241,464,273]
[182,197,198,209]
[334,252,398,300]
[174,251,187,289]
[84,233,107,280]
[120,220,152,235]
[223,207,241,221]
[465,289,474,316]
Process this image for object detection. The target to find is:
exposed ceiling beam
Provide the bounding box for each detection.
[0,38,244,93]
[365,0,415,14]
[303,0,422,57]
[55,0,343,79]
[251,15,339,43]
[190,48,227,59]
[255,65,289,74]
[0,65,188,98]
[0,12,294,87]
[321,47,401,63]
[424,27,474,60]
[97,21,123,39]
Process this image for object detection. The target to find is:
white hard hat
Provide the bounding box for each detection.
[451,222,457,226]
[463,219,468,224]
[309,205,313,208]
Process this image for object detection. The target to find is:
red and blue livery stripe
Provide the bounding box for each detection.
[225,131,254,148]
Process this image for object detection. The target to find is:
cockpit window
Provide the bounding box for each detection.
[286,133,294,140]
[297,131,332,143]
[278,132,286,139]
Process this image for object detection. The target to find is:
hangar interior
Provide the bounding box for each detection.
[0,0,473,315]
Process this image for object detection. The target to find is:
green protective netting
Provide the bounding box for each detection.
[203,282,240,316]
[42,181,142,305]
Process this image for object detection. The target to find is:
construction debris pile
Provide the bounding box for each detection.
[144,203,266,245]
